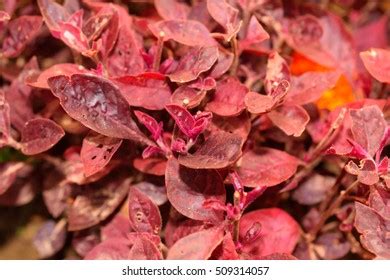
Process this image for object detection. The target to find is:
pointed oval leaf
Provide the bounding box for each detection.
[2,16,43,58]
[360,48,390,83]
[268,104,310,137]
[155,0,189,21]
[133,182,167,206]
[265,51,291,94]
[128,187,162,235]
[239,208,300,258]
[150,20,216,47]
[286,71,341,105]
[168,46,219,83]
[167,226,224,260]
[245,92,275,114]
[80,132,122,177]
[33,220,67,259]
[113,73,171,110]
[128,236,163,260]
[236,148,299,187]
[171,85,207,109]
[67,177,131,231]
[21,118,65,155]
[47,74,152,145]
[165,158,226,221]
[205,77,248,116]
[27,63,88,89]
[178,131,243,169]
[349,105,386,156]
[133,157,167,176]
[85,238,131,260]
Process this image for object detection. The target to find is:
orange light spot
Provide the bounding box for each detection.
[290,52,330,75]
[290,52,355,110]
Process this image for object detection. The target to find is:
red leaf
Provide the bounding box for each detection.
[345,159,379,185]
[150,20,216,47]
[128,236,163,260]
[236,148,299,187]
[2,16,43,58]
[165,104,196,138]
[133,157,167,176]
[133,182,167,206]
[209,50,234,79]
[80,132,122,177]
[268,104,310,137]
[240,15,269,49]
[155,0,189,21]
[210,232,239,260]
[113,73,171,110]
[285,13,356,80]
[239,208,300,258]
[67,176,130,231]
[245,92,275,114]
[54,21,90,54]
[206,0,240,40]
[167,226,224,259]
[84,238,131,260]
[20,118,65,155]
[165,158,226,222]
[349,105,387,156]
[205,77,248,116]
[360,48,390,84]
[47,74,152,145]
[128,187,162,235]
[168,46,219,83]
[134,110,163,141]
[27,63,89,89]
[171,85,207,109]
[38,0,70,33]
[265,51,291,94]
[106,23,146,77]
[0,162,29,195]
[354,202,390,258]
[286,71,341,105]
[208,112,251,142]
[178,131,244,169]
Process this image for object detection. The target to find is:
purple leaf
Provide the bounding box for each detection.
[133,157,167,176]
[20,118,65,155]
[134,110,163,141]
[84,238,131,260]
[33,220,67,259]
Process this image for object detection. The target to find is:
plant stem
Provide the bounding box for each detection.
[309,180,359,241]
[229,36,239,76]
[232,191,241,243]
[152,35,164,72]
